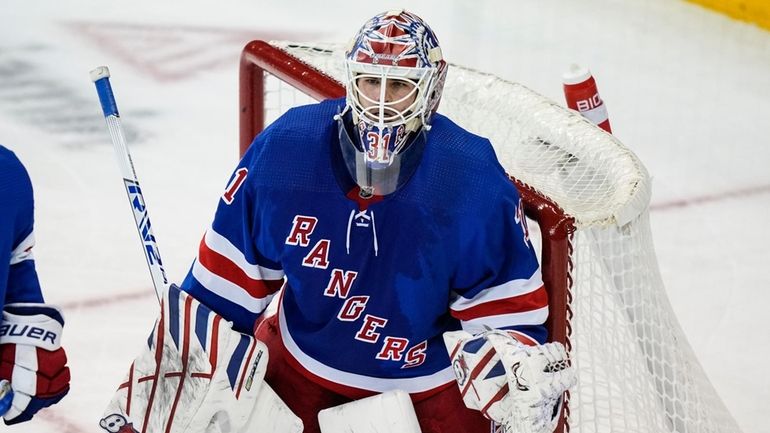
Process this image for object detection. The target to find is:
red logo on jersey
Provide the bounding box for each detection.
[286,215,318,247]
[376,336,409,361]
[338,296,370,321]
[355,314,388,343]
[324,269,358,298]
[287,213,430,370]
[403,341,427,368]
[302,239,331,269]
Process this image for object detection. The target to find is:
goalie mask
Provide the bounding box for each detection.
[338,9,448,196]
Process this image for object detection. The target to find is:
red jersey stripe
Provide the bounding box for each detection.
[450,285,548,322]
[197,237,282,299]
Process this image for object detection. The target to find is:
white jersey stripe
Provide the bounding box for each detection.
[450,268,543,312]
[192,259,275,314]
[204,229,285,280]
[278,305,455,393]
[460,306,549,335]
[10,232,35,265]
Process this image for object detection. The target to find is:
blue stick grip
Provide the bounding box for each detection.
[94,77,119,118]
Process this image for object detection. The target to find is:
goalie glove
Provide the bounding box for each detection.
[0,303,71,425]
[443,329,576,433]
[101,285,284,433]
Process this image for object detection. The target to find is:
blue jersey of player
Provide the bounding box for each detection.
[0,145,44,305]
[180,98,548,397]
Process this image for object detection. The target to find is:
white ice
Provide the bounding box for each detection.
[1,0,767,432]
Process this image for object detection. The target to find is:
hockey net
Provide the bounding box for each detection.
[238,40,742,433]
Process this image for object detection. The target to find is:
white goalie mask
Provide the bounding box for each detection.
[338,9,448,196]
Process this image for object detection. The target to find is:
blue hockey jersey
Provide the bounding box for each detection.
[0,145,44,305]
[181,98,547,397]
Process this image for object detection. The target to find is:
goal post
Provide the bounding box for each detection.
[238,40,742,433]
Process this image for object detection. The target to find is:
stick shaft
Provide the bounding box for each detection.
[91,66,168,302]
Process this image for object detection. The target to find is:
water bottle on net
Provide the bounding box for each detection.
[562,64,612,133]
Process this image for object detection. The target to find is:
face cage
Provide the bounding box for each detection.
[345,60,439,132]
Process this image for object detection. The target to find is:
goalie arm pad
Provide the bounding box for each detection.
[443,329,576,433]
[100,285,301,433]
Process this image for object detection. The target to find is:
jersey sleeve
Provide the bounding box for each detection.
[180,137,284,335]
[449,182,548,345]
[0,147,44,305]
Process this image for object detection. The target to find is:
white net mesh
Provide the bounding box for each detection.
[251,41,742,433]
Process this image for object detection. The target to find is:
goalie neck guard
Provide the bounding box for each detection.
[340,9,447,196]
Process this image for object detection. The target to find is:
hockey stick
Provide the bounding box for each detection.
[90,66,168,303]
